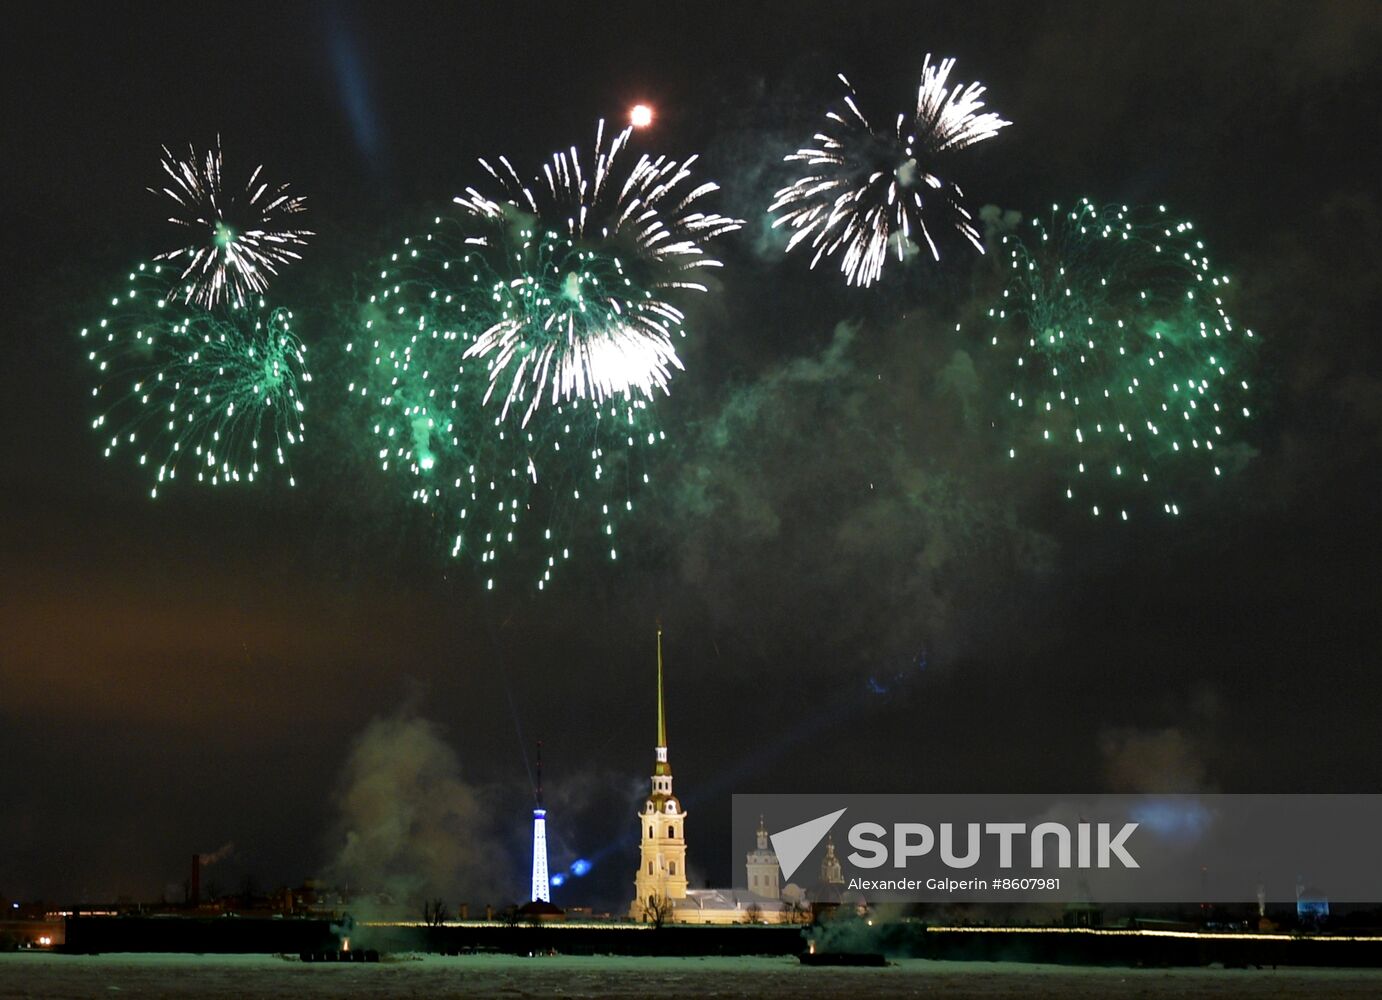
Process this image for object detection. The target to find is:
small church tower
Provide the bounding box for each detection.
[821,835,844,885]
[631,625,688,919]
[745,816,781,899]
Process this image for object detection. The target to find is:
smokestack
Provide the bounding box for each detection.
[190,854,201,906]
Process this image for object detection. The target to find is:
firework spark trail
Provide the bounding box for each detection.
[770,56,1010,287]
[152,140,313,309]
[987,200,1257,520]
[84,264,310,496]
[453,121,741,424]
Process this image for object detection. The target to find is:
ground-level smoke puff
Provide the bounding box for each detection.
[326,714,506,906]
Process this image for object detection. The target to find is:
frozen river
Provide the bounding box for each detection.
[3,952,1381,998]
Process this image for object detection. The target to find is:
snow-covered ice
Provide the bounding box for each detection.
[3,952,1382,998]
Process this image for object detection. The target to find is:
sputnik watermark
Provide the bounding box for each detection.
[846,820,1138,870]
[767,811,1136,881]
[734,794,1382,903]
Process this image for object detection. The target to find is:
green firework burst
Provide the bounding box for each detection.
[346,215,667,590]
[988,200,1257,519]
[84,262,310,497]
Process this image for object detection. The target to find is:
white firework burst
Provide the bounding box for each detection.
[453,120,741,425]
[152,139,313,309]
[770,55,1011,287]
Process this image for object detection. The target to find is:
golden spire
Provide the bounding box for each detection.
[656,621,666,749]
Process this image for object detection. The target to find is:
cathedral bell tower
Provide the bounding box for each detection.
[631,625,688,919]
[745,815,781,900]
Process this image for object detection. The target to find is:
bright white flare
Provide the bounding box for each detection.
[454,121,741,425]
[151,140,313,309]
[770,56,1010,287]
[630,104,654,128]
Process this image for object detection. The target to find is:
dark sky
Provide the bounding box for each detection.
[2,1,1380,912]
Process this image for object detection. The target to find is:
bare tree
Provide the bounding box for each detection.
[641,893,673,928]
[423,898,449,926]
[744,902,764,925]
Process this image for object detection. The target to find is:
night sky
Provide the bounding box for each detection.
[3,1,1380,913]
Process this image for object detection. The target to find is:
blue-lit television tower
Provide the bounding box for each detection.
[530,740,550,903]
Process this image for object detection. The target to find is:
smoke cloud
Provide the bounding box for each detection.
[198,842,235,867]
[660,312,1057,677]
[325,712,509,912]
[1100,727,1211,794]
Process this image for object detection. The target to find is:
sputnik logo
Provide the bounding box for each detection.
[769,808,847,881]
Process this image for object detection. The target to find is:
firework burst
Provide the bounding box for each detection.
[151,140,313,309]
[987,200,1257,519]
[346,217,667,590]
[84,263,310,496]
[771,56,1010,287]
[453,120,741,425]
